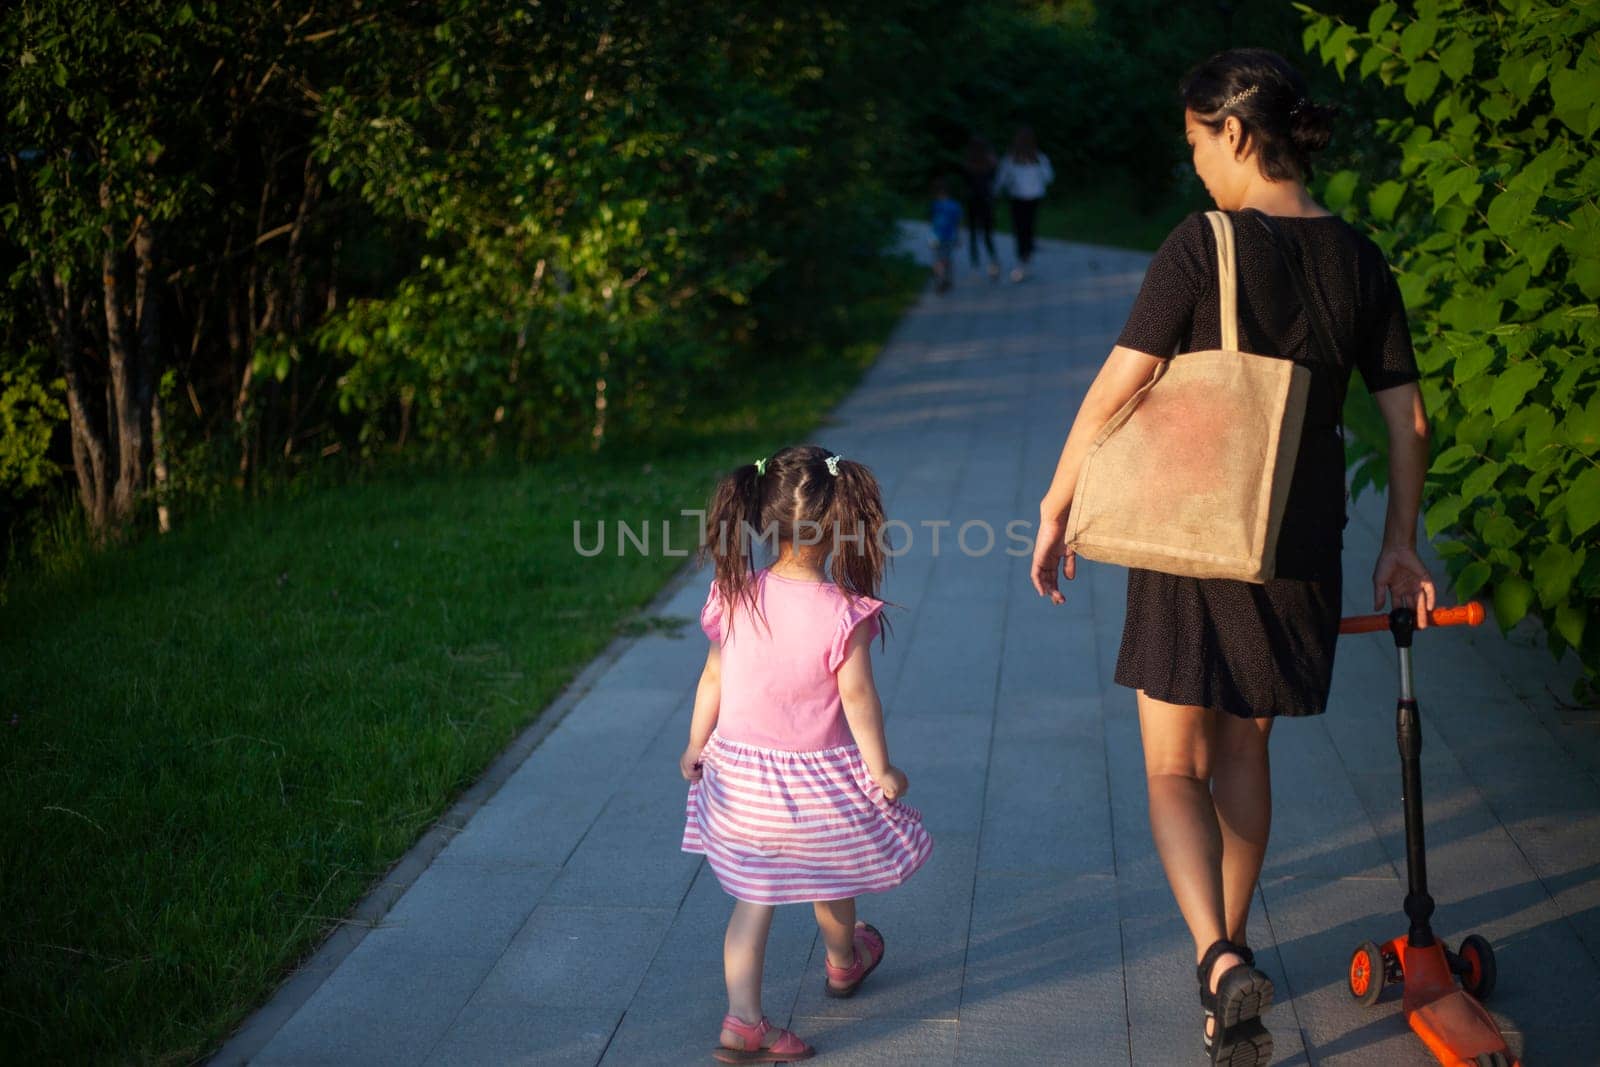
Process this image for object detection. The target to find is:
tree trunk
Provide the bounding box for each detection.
[102,176,148,527]
[136,208,168,532]
[8,152,112,533]
[56,274,112,534]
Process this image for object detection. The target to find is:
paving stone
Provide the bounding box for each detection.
[423,1003,619,1066]
[359,863,557,959]
[252,946,493,1067]
[471,905,675,1013]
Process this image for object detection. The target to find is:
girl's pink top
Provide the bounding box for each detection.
[701,569,885,752]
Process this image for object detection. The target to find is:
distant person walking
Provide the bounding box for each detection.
[929,178,963,293]
[993,125,1053,281]
[961,134,1001,280]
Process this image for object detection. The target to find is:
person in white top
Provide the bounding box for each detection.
[992,125,1053,281]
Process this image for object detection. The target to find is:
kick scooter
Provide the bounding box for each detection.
[1339,601,1519,1067]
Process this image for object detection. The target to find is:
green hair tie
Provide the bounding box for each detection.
[753,457,768,476]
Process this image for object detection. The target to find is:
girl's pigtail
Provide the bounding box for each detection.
[700,462,765,629]
[827,459,890,638]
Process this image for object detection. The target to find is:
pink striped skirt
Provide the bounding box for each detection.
[682,733,933,906]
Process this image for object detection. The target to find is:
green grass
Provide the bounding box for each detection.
[0,255,924,1065]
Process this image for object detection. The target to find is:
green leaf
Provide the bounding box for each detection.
[1486,188,1537,236]
[1405,61,1443,106]
[1520,227,1562,275]
[1568,394,1600,453]
[1368,2,1399,35]
[1566,466,1600,536]
[1554,602,1587,649]
[1533,543,1581,607]
[1370,180,1405,222]
[1399,18,1438,61]
[1456,559,1492,599]
[1574,255,1600,300]
[1493,575,1534,629]
[1431,164,1481,211]
[1441,293,1502,333]
[1432,442,1477,474]
[1489,361,1544,420]
[1461,459,1503,502]
[1322,25,1359,70]
[1426,493,1466,537]
[1550,65,1599,115]
[1482,513,1522,550]
[1438,35,1476,82]
[1324,169,1359,213]
[1522,406,1557,456]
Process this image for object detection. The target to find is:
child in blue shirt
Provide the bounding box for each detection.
[930,179,962,293]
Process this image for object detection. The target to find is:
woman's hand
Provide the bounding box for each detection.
[1030,513,1076,604]
[679,745,704,781]
[1372,544,1438,628]
[875,765,909,801]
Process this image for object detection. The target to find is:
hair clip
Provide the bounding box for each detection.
[754,457,768,476]
[825,455,842,476]
[1289,96,1311,117]
[1220,85,1259,110]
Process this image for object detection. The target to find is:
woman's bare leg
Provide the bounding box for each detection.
[1212,713,1274,946]
[1136,690,1245,1033]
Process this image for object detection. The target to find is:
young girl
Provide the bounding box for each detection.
[680,445,932,1063]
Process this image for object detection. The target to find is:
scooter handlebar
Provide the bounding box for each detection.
[1339,601,1485,634]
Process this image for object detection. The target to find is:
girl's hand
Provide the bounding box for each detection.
[1372,545,1438,629]
[679,746,704,781]
[876,765,909,801]
[1030,514,1076,604]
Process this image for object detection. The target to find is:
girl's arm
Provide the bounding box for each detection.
[1371,381,1437,627]
[680,644,722,780]
[1031,345,1165,603]
[837,625,907,800]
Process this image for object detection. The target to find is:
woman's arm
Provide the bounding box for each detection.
[1030,345,1165,602]
[1371,381,1438,626]
[837,626,907,800]
[680,644,722,780]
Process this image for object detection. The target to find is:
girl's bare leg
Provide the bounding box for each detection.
[813,897,858,972]
[723,900,776,1044]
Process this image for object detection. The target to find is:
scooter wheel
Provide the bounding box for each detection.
[1348,941,1385,1006]
[1458,933,1497,1000]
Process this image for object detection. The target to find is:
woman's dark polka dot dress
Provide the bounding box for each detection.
[1111,209,1420,718]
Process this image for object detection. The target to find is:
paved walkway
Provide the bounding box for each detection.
[219,232,1600,1065]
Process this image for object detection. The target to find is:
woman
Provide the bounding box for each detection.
[992,125,1053,281]
[961,134,1001,281]
[1029,48,1435,1066]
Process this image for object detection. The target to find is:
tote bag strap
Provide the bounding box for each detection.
[1203,211,1239,352]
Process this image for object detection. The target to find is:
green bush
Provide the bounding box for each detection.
[1301,0,1600,687]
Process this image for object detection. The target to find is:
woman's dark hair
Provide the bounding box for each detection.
[700,445,890,634]
[1180,48,1338,182]
[1008,125,1039,165]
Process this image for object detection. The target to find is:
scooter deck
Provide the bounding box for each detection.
[1384,937,1519,1067]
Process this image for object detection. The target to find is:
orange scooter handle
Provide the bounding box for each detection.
[1339,601,1485,634]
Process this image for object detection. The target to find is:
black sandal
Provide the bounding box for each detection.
[1198,939,1274,1066]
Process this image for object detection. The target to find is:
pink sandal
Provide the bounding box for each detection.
[712,1014,815,1063]
[824,921,885,998]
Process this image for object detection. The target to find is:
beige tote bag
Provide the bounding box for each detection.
[1064,211,1311,583]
